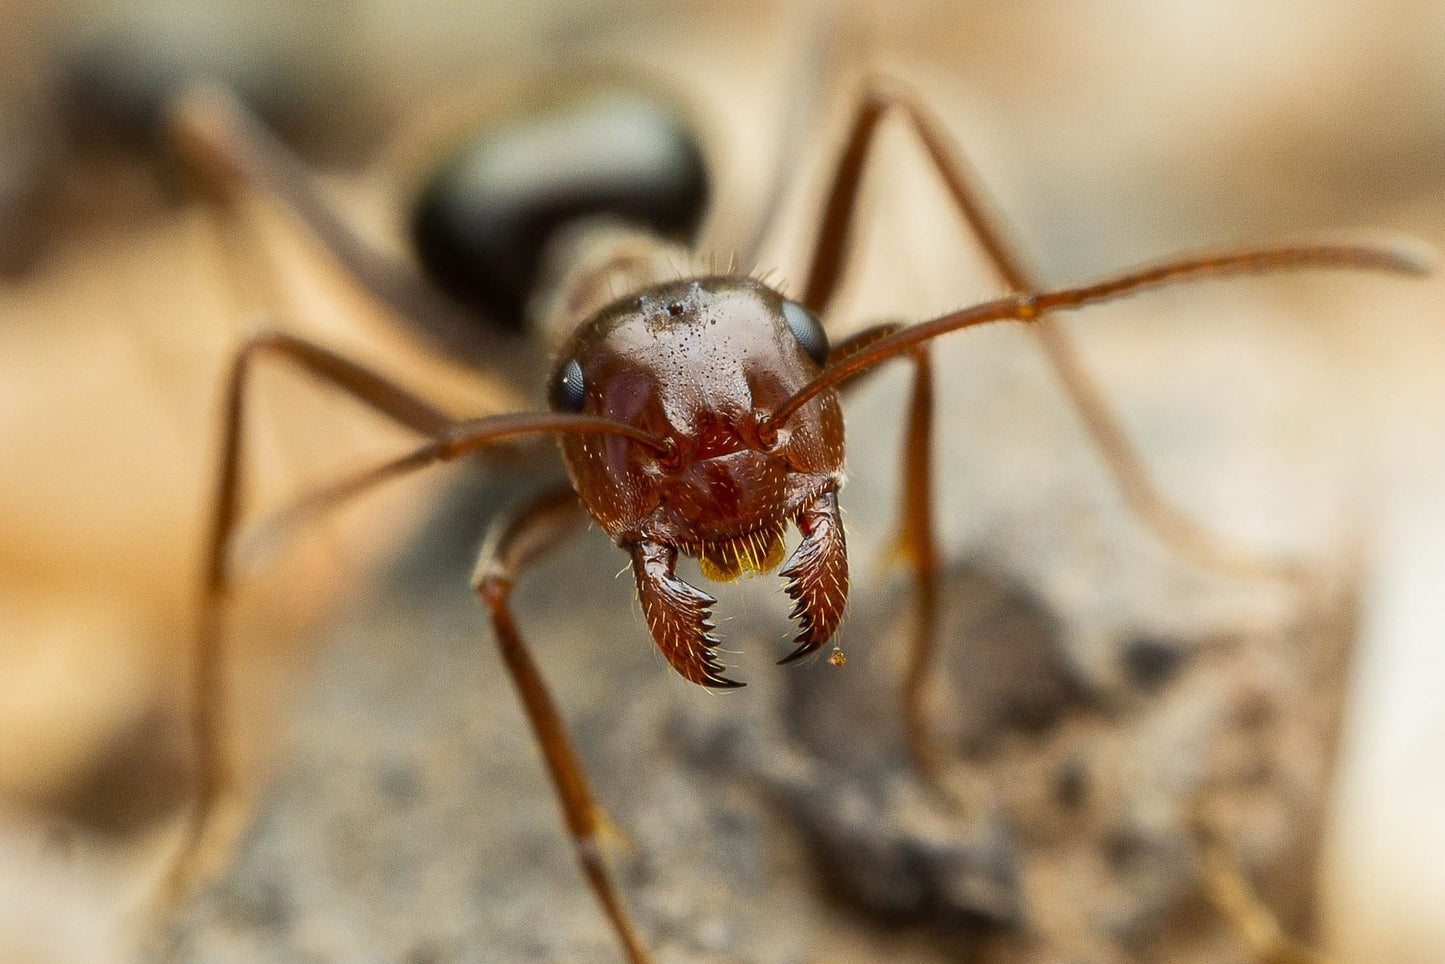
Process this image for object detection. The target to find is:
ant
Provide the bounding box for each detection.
[157,59,1427,963]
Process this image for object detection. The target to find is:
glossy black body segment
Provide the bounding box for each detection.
[411,88,709,331]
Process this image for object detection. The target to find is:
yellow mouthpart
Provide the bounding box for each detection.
[698,526,787,582]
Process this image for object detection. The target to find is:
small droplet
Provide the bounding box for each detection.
[827,647,846,668]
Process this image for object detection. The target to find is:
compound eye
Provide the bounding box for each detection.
[781,300,828,365]
[550,357,586,412]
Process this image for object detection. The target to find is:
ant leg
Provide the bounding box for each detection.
[168,331,461,904]
[828,327,947,779]
[893,349,945,779]
[799,78,1298,580]
[164,84,521,364]
[472,488,651,964]
[786,240,1423,788]
[170,332,653,911]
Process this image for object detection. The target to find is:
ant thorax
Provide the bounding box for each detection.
[526,218,695,352]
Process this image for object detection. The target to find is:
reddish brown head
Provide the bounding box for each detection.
[549,276,848,686]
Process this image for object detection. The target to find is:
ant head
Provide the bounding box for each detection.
[550,277,844,577]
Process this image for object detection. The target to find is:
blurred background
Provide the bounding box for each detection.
[0,0,1442,961]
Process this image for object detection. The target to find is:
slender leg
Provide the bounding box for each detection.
[165,326,661,932]
[165,84,526,367]
[806,253,1416,783]
[472,488,651,964]
[165,332,463,904]
[798,77,1299,581]
[824,325,944,775]
[172,331,656,907]
[894,349,944,779]
[820,322,949,778]
[778,243,1421,785]
[794,77,1306,788]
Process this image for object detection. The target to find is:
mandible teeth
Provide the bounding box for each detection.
[777,488,849,666]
